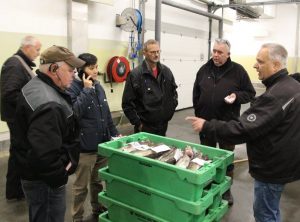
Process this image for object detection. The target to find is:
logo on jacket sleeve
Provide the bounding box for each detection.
[247,114,256,122]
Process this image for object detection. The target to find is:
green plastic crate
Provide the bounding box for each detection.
[98,132,233,202]
[99,167,231,222]
[98,193,229,222]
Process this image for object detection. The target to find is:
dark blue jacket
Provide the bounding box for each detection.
[67,79,118,153]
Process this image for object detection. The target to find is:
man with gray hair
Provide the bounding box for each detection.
[13,45,84,222]
[0,35,41,201]
[187,43,300,222]
[192,38,256,205]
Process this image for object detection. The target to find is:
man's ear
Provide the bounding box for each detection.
[273,60,282,70]
[49,64,58,73]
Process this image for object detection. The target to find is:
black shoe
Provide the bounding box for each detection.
[223,190,234,206]
[82,214,98,222]
[6,195,25,203]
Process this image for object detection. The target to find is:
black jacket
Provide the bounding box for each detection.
[0,50,35,122]
[13,71,80,188]
[203,69,300,184]
[67,78,118,152]
[193,58,256,121]
[122,60,178,127]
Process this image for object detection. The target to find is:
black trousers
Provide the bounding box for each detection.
[199,132,235,174]
[6,122,24,199]
[134,122,168,137]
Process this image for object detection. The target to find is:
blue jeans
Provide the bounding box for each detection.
[253,180,285,222]
[21,180,66,222]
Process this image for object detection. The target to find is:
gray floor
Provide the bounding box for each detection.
[1,107,300,222]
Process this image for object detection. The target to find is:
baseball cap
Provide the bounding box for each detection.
[40,45,85,68]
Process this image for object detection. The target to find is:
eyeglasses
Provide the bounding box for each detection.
[215,38,231,49]
[148,50,161,55]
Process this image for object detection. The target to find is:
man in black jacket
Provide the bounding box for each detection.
[192,38,256,204]
[14,45,84,222]
[122,39,178,136]
[0,36,41,201]
[187,43,300,222]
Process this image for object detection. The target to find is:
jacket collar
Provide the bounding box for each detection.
[208,57,232,76]
[142,60,162,76]
[262,68,288,88]
[15,49,36,68]
[36,70,70,97]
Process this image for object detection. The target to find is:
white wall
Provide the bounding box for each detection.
[222,4,300,58]
[0,0,68,36]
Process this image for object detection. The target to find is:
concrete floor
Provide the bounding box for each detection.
[1,107,300,222]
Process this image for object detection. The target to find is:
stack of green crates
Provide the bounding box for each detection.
[98,132,234,222]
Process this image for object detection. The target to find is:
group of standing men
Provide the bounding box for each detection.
[0,37,118,222]
[0,35,300,222]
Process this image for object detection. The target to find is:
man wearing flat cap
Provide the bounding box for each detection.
[13,45,85,222]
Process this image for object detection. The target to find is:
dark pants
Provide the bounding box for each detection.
[199,133,235,174]
[21,180,66,222]
[134,122,168,136]
[6,121,24,199]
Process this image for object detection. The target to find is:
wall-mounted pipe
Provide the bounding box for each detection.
[162,0,223,21]
[219,0,300,9]
[295,4,300,72]
[155,0,162,44]
[156,0,223,60]
[139,0,146,65]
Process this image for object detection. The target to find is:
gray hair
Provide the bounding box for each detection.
[215,38,231,51]
[143,39,159,51]
[20,36,38,48]
[261,43,288,68]
[39,61,65,73]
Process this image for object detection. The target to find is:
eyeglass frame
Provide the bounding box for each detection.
[147,50,161,55]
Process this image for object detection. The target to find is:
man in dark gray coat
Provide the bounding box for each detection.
[0,36,41,201]
[122,39,178,136]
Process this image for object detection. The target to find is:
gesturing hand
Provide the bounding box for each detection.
[185,116,206,132]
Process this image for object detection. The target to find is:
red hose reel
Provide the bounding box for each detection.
[106,56,130,83]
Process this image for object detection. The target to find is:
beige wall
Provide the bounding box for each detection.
[232,55,299,83]
[0,32,129,133]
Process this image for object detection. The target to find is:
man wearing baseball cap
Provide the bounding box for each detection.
[13,45,85,222]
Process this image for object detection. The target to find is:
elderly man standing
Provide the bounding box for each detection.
[0,36,41,201]
[187,43,300,222]
[192,38,256,205]
[13,46,84,222]
[122,39,178,136]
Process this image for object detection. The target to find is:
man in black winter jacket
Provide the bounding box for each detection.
[187,43,300,222]
[14,45,84,222]
[0,36,41,201]
[192,38,256,205]
[122,39,178,136]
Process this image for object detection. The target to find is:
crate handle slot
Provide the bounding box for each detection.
[130,210,157,222]
[139,161,153,168]
[138,189,152,196]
